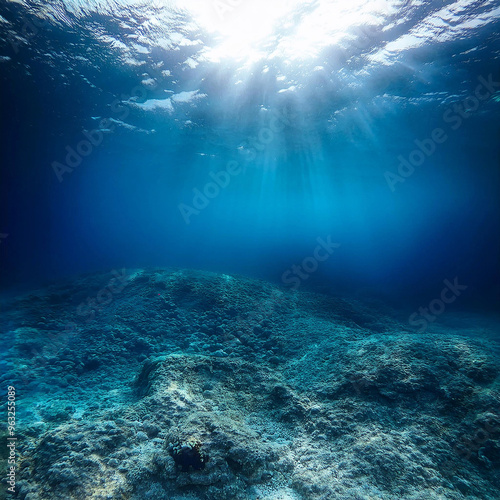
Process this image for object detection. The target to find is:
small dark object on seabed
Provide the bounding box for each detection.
[170,439,209,472]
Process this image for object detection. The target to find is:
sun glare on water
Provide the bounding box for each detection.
[178,0,393,63]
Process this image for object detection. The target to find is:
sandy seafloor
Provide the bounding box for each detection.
[0,268,499,500]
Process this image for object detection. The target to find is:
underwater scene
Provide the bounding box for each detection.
[1,0,500,499]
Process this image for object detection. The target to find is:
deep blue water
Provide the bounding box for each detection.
[1,0,499,311]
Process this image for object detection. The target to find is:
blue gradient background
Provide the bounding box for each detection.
[1,0,499,310]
